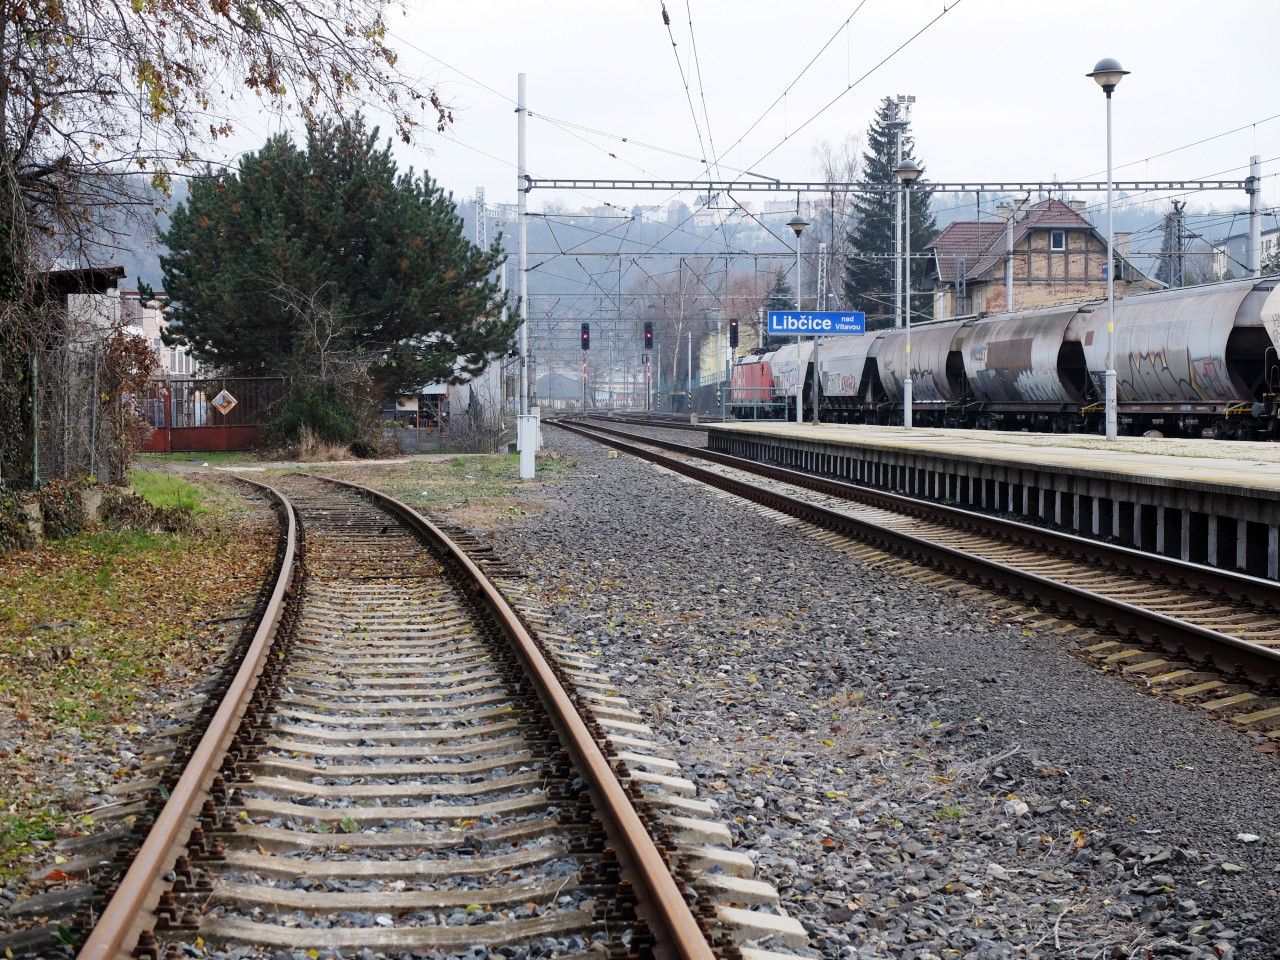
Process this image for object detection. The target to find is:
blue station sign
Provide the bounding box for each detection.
[767,310,866,336]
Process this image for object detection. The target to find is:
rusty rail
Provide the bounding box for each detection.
[576,416,1280,609]
[77,479,299,960]
[308,474,716,960]
[555,418,1280,687]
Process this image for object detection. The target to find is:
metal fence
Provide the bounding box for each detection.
[31,338,124,484]
[142,377,288,429]
[141,377,289,453]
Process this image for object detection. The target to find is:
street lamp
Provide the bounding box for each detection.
[788,213,809,424]
[894,158,921,429]
[1087,57,1129,441]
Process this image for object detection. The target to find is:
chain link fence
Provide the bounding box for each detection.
[31,336,131,485]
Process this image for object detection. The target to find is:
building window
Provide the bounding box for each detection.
[1050,229,1066,251]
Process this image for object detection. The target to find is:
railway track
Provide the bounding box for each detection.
[67,474,799,960]
[594,414,716,433]
[556,418,1280,728]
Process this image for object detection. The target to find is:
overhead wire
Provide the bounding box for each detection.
[685,0,721,179]
[659,0,712,174]
[1071,112,1280,181]
[713,0,870,166]
[740,0,967,173]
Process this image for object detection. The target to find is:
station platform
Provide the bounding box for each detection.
[706,422,1280,579]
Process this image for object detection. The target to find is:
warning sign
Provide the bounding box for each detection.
[211,389,238,416]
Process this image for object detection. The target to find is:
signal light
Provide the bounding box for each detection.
[729,318,739,349]
[643,321,653,350]
[580,322,590,350]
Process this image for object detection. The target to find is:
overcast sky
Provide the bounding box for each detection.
[222,0,1279,224]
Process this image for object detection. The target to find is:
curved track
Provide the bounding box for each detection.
[75,474,720,960]
[557,417,1280,701]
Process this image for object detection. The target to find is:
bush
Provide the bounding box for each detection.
[100,487,194,534]
[350,437,380,458]
[0,486,36,552]
[37,479,88,540]
[265,381,360,448]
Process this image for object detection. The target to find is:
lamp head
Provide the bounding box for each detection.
[1087,58,1129,95]
[894,159,922,186]
[787,214,809,238]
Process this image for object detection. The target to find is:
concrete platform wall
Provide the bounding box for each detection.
[708,429,1280,581]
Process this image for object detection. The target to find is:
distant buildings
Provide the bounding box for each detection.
[1213,226,1280,279]
[923,198,1158,317]
[119,291,201,377]
[61,270,199,378]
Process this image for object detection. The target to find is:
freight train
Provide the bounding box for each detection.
[728,277,1280,439]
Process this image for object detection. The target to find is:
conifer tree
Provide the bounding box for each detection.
[762,267,794,348]
[843,98,937,329]
[162,117,514,394]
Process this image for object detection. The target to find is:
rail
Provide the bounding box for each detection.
[78,471,715,960]
[311,475,716,960]
[78,478,299,960]
[556,418,1280,686]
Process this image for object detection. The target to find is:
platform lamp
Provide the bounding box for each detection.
[1087,57,1129,441]
[787,213,809,424]
[894,158,922,430]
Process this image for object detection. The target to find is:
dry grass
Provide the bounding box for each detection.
[322,451,575,532]
[295,426,355,462]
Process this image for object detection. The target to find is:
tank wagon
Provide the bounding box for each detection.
[729,278,1280,439]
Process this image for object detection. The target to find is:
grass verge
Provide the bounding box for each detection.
[0,480,274,879]
[129,469,214,513]
[322,451,575,530]
[136,451,260,469]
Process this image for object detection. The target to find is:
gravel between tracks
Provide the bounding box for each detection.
[483,426,1280,960]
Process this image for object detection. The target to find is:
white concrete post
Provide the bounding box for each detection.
[517,415,536,480]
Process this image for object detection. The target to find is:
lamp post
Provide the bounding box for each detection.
[787,213,810,424]
[894,159,921,429]
[1087,57,1129,441]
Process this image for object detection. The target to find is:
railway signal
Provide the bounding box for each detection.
[729,318,739,349]
[580,322,590,350]
[644,320,653,350]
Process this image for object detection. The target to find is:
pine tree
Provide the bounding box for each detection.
[762,267,794,348]
[162,117,515,394]
[843,98,937,330]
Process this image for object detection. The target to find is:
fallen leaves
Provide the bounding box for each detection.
[0,482,274,878]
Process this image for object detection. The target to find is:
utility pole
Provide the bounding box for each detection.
[718,321,726,421]
[686,330,693,413]
[893,95,915,331]
[788,212,809,423]
[474,186,487,248]
[516,75,529,417]
[1005,204,1015,311]
[497,264,508,434]
[1248,154,1262,277]
[515,73,534,480]
[894,102,903,331]
[817,241,828,311]
[654,342,661,411]
[1160,200,1186,288]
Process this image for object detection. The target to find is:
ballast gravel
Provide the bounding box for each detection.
[478,426,1280,960]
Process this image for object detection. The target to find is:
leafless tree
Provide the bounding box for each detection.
[627,256,726,386]
[0,0,447,272]
[809,135,862,309]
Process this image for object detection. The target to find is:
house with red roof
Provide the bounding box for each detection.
[923,198,1157,318]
